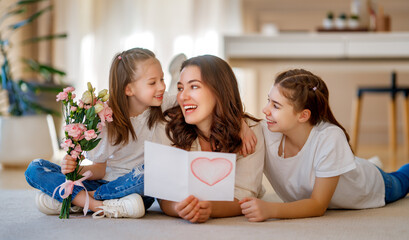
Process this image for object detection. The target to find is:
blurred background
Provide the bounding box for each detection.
[1,0,409,176]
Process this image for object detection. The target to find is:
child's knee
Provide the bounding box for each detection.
[25,159,51,179]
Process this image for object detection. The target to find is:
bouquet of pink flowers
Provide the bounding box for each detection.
[55,82,113,219]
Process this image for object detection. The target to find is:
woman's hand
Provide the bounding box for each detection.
[61,155,77,175]
[194,201,212,223]
[175,196,212,223]
[175,195,200,222]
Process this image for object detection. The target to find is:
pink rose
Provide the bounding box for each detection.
[84,130,98,140]
[64,123,86,140]
[70,150,80,159]
[60,139,75,152]
[63,87,75,93]
[70,106,77,112]
[74,144,82,152]
[97,123,103,132]
[98,103,113,126]
[78,100,84,108]
[56,92,68,102]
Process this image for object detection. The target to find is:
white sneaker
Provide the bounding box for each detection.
[92,194,145,219]
[35,192,83,215]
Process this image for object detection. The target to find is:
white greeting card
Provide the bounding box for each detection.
[144,141,236,202]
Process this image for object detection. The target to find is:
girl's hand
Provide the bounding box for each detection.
[193,201,212,223]
[239,120,257,157]
[61,155,77,175]
[175,195,201,222]
[239,197,270,222]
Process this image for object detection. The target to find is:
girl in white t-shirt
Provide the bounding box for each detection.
[26,48,173,219]
[239,69,409,222]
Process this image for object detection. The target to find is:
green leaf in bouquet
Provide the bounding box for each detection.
[85,106,96,120]
[87,119,95,130]
[79,138,88,146]
[91,119,99,129]
[74,110,85,123]
[83,138,102,151]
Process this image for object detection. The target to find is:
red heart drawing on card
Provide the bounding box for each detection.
[191,157,233,186]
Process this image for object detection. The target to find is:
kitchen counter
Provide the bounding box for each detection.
[224,32,409,59]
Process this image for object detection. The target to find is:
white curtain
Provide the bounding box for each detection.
[53,0,242,94]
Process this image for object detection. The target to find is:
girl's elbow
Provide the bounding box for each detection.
[314,206,328,217]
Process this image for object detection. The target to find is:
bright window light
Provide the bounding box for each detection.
[79,34,96,92]
[173,35,193,56]
[122,32,155,50]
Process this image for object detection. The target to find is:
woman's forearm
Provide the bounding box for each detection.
[159,199,179,217]
[210,199,242,218]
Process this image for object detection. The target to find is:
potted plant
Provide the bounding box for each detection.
[322,12,334,30]
[335,13,347,29]
[348,14,360,29]
[0,0,67,167]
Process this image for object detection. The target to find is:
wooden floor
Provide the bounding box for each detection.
[355,144,408,172]
[1,144,408,190]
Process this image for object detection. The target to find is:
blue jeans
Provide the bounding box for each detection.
[377,164,409,204]
[25,159,154,210]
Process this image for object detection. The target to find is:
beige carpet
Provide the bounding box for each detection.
[1,189,408,240]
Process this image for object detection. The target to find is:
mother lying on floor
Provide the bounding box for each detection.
[159,55,265,223]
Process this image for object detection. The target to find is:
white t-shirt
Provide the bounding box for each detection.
[262,121,385,209]
[85,92,176,181]
[188,118,266,201]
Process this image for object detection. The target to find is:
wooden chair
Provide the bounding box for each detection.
[350,72,409,170]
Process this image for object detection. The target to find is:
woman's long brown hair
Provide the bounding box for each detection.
[107,48,164,146]
[274,69,352,149]
[165,55,258,153]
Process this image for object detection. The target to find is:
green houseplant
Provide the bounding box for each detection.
[1,0,67,116]
[0,0,67,166]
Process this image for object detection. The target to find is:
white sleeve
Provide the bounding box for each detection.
[234,121,265,200]
[314,127,356,178]
[151,122,173,146]
[161,92,177,112]
[84,126,113,163]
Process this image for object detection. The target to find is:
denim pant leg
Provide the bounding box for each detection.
[93,166,154,209]
[25,159,106,202]
[377,164,409,204]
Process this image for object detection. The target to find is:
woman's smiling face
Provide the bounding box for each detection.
[177,65,216,135]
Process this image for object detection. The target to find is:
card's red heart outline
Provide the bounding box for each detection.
[190,157,233,186]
